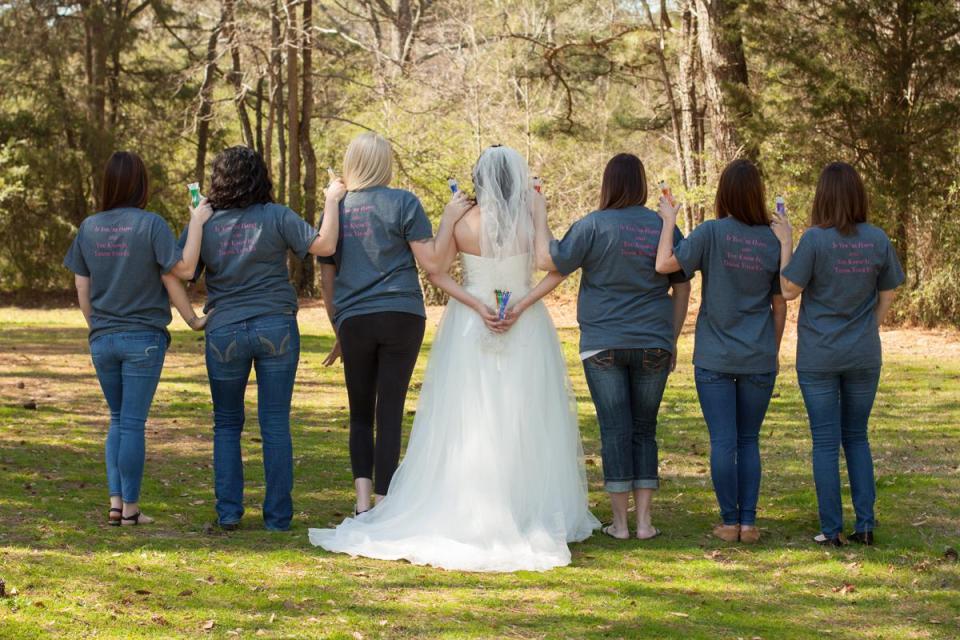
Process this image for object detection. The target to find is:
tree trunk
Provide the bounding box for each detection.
[285,0,302,288]
[678,0,706,226]
[299,0,317,295]
[195,13,222,189]
[694,0,755,165]
[255,75,265,155]
[82,1,111,204]
[224,0,255,148]
[267,0,286,202]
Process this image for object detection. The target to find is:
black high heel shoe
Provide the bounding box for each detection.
[813,533,845,547]
[848,531,874,545]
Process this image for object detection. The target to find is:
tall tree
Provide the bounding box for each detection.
[299,0,318,294]
[694,0,755,165]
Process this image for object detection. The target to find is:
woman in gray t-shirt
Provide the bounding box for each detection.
[774,162,905,547]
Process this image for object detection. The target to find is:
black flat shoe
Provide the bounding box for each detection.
[813,533,845,547]
[218,520,240,531]
[108,507,122,526]
[848,531,874,545]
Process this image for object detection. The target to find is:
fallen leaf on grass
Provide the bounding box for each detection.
[177,589,193,597]
[352,632,364,640]
[832,583,856,595]
[668,611,689,618]
[151,615,168,626]
[944,547,958,562]
[134,589,151,595]
[201,620,215,631]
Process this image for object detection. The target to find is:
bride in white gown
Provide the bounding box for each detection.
[309,145,599,572]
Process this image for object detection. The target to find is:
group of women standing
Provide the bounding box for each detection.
[65,134,902,557]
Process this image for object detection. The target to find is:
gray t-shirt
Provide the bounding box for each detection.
[550,206,689,353]
[675,217,782,374]
[182,202,318,333]
[782,223,905,372]
[319,186,433,329]
[63,207,182,342]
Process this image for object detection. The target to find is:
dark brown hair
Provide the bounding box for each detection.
[599,153,648,210]
[101,151,149,211]
[715,159,770,226]
[207,146,274,210]
[811,162,868,235]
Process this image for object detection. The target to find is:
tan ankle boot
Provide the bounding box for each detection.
[712,524,740,542]
[739,526,760,543]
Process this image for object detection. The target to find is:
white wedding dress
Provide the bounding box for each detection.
[309,252,600,572]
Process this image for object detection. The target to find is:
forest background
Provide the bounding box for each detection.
[1,0,958,322]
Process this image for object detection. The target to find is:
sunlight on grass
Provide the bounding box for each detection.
[1,307,958,639]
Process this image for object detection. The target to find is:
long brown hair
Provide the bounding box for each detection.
[598,153,648,210]
[101,151,149,211]
[811,162,868,235]
[715,159,770,226]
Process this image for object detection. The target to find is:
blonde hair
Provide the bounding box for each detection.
[342,132,393,191]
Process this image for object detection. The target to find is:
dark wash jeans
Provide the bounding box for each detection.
[205,313,300,530]
[90,330,168,503]
[583,348,672,493]
[694,367,777,526]
[798,367,881,537]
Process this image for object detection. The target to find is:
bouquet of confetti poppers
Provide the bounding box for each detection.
[494,289,511,320]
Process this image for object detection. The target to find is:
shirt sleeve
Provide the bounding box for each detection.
[402,194,433,242]
[667,225,692,284]
[549,217,594,276]
[673,223,706,281]
[782,230,816,288]
[63,228,89,277]
[153,216,183,275]
[878,237,906,291]
[279,206,319,258]
[177,227,204,282]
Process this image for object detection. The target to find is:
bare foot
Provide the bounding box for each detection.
[601,524,630,540]
[636,526,661,540]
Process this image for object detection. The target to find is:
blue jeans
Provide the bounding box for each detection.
[798,368,881,537]
[89,331,167,503]
[583,348,672,493]
[694,367,777,526]
[205,313,300,530]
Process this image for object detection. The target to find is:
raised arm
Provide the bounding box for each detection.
[771,211,801,300]
[161,273,209,330]
[75,275,92,328]
[412,192,472,274]
[876,289,896,327]
[532,191,558,272]
[307,177,346,257]
[170,199,214,280]
[655,196,683,274]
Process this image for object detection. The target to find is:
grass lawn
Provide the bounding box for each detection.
[0,305,958,639]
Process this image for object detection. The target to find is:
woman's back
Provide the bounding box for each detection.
[64,207,180,340]
[783,223,904,372]
[191,202,317,333]
[325,186,432,328]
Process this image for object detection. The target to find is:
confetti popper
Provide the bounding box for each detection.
[448,178,459,194]
[532,176,543,193]
[775,195,786,216]
[494,289,512,320]
[658,180,676,207]
[188,182,201,208]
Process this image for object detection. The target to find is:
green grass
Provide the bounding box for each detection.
[0,306,958,639]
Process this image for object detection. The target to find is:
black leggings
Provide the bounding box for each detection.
[339,311,425,495]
